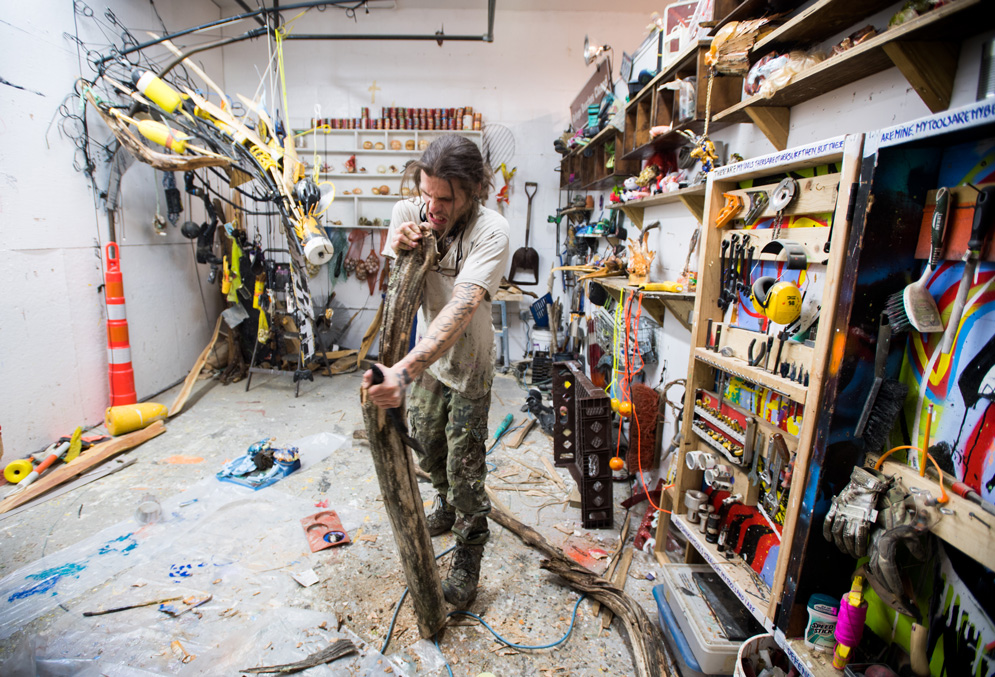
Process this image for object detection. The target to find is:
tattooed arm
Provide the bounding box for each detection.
[364,282,487,409]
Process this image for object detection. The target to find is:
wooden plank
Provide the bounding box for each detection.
[507,417,537,449]
[0,422,166,515]
[539,454,567,489]
[767,135,863,606]
[724,175,839,223]
[694,348,809,403]
[170,315,223,417]
[873,458,995,569]
[882,41,959,113]
[706,323,815,381]
[744,106,790,152]
[653,486,676,565]
[679,193,706,224]
[753,0,897,55]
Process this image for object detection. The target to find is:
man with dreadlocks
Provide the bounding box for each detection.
[363,134,511,609]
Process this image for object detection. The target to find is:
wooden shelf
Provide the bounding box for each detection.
[781,637,838,677]
[673,513,774,629]
[694,347,809,404]
[707,0,768,37]
[714,0,984,149]
[611,184,707,225]
[752,0,897,55]
[870,457,995,569]
[595,276,697,331]
[557,206,593,216]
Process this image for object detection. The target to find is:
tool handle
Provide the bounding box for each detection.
[494,413,514,440]
[939,262,973,355]
[970,186,995,251]
[929,188,950,268]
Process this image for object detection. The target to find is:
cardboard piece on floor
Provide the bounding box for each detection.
[568,486,581,509]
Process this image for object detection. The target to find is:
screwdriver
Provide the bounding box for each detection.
[487,414,515,454]
[951,480,995,517]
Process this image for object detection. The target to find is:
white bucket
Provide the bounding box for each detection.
[734,634,779,677]
[531,329,553,354]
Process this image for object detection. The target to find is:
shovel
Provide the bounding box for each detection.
[509,181,540,285]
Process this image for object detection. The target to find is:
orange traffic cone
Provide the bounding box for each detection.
[104,242,137,406]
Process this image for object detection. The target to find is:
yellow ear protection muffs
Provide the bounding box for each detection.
[752,276,802,325]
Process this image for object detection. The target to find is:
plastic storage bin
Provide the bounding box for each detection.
[655,563,753,675]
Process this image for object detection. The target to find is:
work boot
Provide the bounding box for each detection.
[442,544,484,609]
[425,495,456,536]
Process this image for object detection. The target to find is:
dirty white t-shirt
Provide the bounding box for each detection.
[383,198,511,399]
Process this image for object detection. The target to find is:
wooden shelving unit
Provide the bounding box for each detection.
[621,41,743,162]
[673,135,864,632]
[713,0,986,150]
[559,125,637,191]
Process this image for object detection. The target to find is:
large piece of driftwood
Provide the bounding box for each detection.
[361,232,444,639]
[486,489,677,677]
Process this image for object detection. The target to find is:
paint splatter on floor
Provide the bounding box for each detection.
[8,562,86,601]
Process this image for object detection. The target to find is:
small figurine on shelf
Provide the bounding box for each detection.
[627,222,657,286]
[678,129,719,173]
[344,154,357,174]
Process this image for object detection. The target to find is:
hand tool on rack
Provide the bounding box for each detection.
[762,335,774,371]
[706,319,715,351]
[744,190,769,226]
[713,324,722,352]
[773,330,786,374]
[748,338,767,367]
[940,185,994,354]
[747,435,762,486]
[718,239,730,309]
[716,193,743,228]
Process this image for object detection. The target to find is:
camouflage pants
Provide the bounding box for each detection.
[407,372,491,546]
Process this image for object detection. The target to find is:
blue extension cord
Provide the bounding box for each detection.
[379,547,587,674]
[434,593,587,676]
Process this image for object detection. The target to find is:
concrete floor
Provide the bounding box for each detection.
[0,368,669,676]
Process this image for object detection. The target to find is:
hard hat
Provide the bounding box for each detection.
[752,276,801,325]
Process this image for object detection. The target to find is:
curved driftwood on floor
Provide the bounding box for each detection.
[361,232,445,639]
[486,490,677,677]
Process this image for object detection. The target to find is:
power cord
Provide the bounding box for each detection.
[435,593,587,676]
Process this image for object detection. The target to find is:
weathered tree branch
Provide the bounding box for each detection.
[361,233,445,639]
[486,489,678,677]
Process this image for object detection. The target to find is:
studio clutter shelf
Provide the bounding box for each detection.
[595,276,696,332]
[713,0,986,150]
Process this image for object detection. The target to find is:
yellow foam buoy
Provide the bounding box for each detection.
[4,458,33,484]
[105,402,169,436]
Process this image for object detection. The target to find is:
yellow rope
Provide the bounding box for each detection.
[605,288,625,397]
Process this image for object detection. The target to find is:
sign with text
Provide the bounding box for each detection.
[570,65,612,133]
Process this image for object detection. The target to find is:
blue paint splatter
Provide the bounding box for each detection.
[98,534,138,556]
[168,562,207,578]
[8,562,86,602]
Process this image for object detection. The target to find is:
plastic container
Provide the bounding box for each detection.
[805,593,840,652]
[733,633,779,677]
[531,329,553,354]
[654,583,726,677]
[656,563,746,675]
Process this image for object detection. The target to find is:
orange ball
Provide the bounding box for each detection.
[609,457,624,471]
[618,401,633,417]
[611,398,621,412]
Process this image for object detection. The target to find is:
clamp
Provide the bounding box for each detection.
[715,193,743,228]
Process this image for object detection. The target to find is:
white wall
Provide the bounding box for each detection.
[217,2,660,356]
[0,0,225,453]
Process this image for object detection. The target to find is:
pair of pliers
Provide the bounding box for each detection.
[748,338,767,367]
